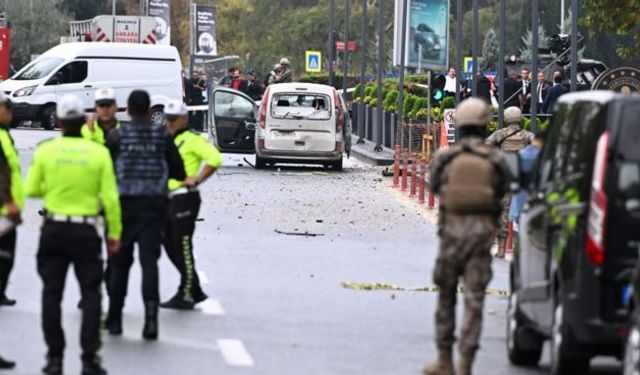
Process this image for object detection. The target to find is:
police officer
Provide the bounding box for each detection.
[105,90,186,340]
[25,95,122,375]
[82,88,120,144]
[424,98,509,375]
[160,100,222,310]
[486,107,533,258]
[0,93,22,307]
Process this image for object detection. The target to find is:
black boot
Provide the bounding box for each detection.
[42,357,63,375]
[0,294,16,306]
[81,356,107,375]
[105,309,122,336]
[0,355,15,369]
[142,301,158,341]
[193,289,209,304]
[160,294,195,310]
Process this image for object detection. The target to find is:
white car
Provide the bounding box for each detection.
[253,83,351,171]
[0,42,183,129]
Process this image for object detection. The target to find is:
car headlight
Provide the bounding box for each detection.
[13,86,37,97]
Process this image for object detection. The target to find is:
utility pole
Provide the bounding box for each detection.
[329,0,335,87]
[357,0,367,144]
[397,0,408,149]
[374,0,384,152]
[570,0,578,92]
[113,0,117,15]
[471,0,479,97]
[498,0,505,127]
[343,0,350,100]
[531,0,539,130]
[455,0,462,103]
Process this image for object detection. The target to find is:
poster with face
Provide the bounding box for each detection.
[148,0,171,45]
[194,5,217,56]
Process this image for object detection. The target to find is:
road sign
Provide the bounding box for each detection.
[444,109,456,144]
[463,57,473,73]
[305,51,322,73]
[335,41,357,52]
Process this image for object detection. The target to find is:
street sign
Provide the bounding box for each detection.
[463,57,473,73]
[444,109,456,144]
[335,41,357,52]
[305,51,322,73]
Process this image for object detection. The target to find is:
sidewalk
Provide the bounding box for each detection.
[349,138,394,166]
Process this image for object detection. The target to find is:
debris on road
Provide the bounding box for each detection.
[340,281,510,297]
[275,229,325,237]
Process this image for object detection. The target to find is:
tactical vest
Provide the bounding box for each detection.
[499,129,528,152]
[115,123,169,197]
[441,144,502,214]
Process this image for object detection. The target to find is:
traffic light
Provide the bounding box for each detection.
[431,73,446,103]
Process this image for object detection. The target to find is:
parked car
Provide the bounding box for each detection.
[208,87,258,154]
[508,91,640,375]
[252,83,351,170]
[0,42,182,129]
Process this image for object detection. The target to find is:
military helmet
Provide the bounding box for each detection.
[455,98,491,128]
[504,106,522,124]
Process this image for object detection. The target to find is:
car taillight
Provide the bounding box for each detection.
[585,131,609,266]
[334,141,342,152]
[259,87,270,129]
[333,89,344,133]
[258,139,265,150]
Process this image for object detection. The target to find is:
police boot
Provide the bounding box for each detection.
[159,294,195,310]
[422,350,454,375]
[0,355,15,369]
[457,355,475,375]
[193,289,209,304]
[0,293,16,306]
[81,356,107,375]
[142,301,159,341]
[42,357,63,375]
[105,309,122,336]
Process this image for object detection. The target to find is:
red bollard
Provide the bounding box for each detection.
[418,159,426,204]
[410,153,418,197]
[393,145,400,187]
[428,189,435,209]
[401,149,409,192]
[506,221,514,253]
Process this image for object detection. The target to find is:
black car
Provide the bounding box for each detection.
[508,91,640,374]
[413,23,441,60]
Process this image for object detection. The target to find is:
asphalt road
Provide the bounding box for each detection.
[0,129,622,375]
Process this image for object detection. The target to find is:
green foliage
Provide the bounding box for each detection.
[442,97,456,110]
[383,90,399,112]
[487,120,499,134]
[519,24,548,61]
[582,0,640,60]
[481,28,499,71]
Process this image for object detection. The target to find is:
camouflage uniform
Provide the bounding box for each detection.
[429,137,509,370]
[486,124,533,257]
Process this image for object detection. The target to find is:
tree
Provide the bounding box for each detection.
[7,0,70,68]
[581,0,640,60]
[58,0,107,20]
[519,24,547,61]
[481,28,498,71]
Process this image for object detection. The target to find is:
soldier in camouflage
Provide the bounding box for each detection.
[424,98,510,375]
[486,107,533,258]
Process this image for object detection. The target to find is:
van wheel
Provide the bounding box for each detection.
[150,106,166,127]
[507,291,543,366]
[624,322,640,375]
[255,155,267,170]
[41,105,56,130]
[331,157,343,172]
[550,301,590,375]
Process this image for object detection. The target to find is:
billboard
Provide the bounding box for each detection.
[193,5,217,56]
[394,0,450,72]
[148,0,171,45]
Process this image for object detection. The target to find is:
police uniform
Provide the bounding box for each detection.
[161,101,222,309]
[424,99,509,375]
[25,95,121,375]
[0,94,23,306]
[81,88,121,145]
[486,107,533,258]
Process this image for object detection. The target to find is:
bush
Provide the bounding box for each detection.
[383,90,399,112]
[442,96,456,110]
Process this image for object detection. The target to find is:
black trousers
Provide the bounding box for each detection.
[37,222,102,360]
[0,229,16,297]
[164,191,202,300]
[109,199,166,311]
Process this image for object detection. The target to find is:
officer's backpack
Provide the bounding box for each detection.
[499,129,528,152]
[441,144,502,214]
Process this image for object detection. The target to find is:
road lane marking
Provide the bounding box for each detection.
[197,270,210,285]
[217,339,254,367]
[197,298,225,316]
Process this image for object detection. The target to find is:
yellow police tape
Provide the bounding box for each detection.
[340,282,511,297]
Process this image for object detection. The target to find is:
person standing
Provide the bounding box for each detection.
[542,71,569,115]
[0,93,22,307]
[519,68,532,114]
[444,67,457,97]
[423,98,509,375]
[25,95,122,375]
[243,70,264,100]
[82,88,120,145]
[189,72,206,131]
[509,132,545,224]
[105,90,186,340]
[486,106,533,258]
[160,100,222,309]
[502,71,521,109]
[267,64,282,87]
[534,71,551,114]
[475,71,492,104]
[275,58,293,84]
[218,68,235,88]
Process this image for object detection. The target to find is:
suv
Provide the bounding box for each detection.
[508,91,640,374]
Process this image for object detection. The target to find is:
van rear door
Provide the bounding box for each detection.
[265,91,336,152]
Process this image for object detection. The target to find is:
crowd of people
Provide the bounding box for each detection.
[0,87,222,374]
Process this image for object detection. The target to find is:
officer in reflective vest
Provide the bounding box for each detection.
[161,100,222,309]
[25,95,122,375]
[82,88,120,145]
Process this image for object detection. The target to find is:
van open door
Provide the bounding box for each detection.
[209,88,258,154]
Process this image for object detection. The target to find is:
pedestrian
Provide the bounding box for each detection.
[0,93,22,307]
[0,355,14,369]
[82,88,120,145]
[424,98,510,375]
[266,64,282,87]
[542,71,569,115]
[219,67,235,88]
[519,68,531,114]
[534,71,551,114]
[243,70,264,100]
[275,58,293,84]
[502,71,521,109]
[189,72,206,131]
[486,106,533,258]
[105,90,186,340]
[444,67,457,97]
[160,100,222,310]
[475,71,491,104]
[25,94,122,375]
[509,131,545,224]
[231,70,247,92]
